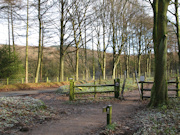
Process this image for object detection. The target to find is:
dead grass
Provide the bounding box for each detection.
[0,82,70,92]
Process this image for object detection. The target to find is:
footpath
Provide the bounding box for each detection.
[0,88,58,97]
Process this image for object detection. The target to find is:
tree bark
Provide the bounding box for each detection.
[25,0,29,83]
[40,22,44,80]
[149,0,170,107]
[35,0,42,83]
[8,6,10,57]
[59,0,64,82]
[92,32,95,80]
[175,0,180,69]
[10,4,15,54]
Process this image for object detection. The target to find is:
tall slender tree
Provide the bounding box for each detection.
[35,0,42,83]
[174,0,180,68]
[25,0,29,83]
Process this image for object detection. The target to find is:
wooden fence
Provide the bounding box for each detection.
[139,77,179,99]
[69,78,120,101]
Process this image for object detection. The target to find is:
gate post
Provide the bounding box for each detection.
[114,78,120,98]
[176,77,179,97]
[94,80,97,98]
[69,78,75,101]
[141,82,144,100]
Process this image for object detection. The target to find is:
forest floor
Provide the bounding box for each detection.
[0,85,179,135]
[14,90,148,135]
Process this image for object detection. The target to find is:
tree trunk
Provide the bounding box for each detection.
[92,33,95,80]
[149,0,170,107]
[59,52,64,82]
[10,4,15,54]
[84,21,89,81]
[111,0,116,79]
[40,22,44,80]
[25,0,29,83]
[138,25,142,77]
[175,0,180,69]
[138,54,141,77]
[59,0,64,82]
[76,45,79,81]
[102,4,106,80]
[8,7,11,57]
[35,0,42,83]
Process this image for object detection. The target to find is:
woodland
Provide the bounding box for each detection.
[0,0,179,107]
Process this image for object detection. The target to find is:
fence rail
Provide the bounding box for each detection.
[69,78,120,101]
[139,77,179,99]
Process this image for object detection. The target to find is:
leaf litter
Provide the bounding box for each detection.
[0,96,57,134]
[134,98,180,135]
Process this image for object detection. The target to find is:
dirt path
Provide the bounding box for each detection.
[18,90,148,135]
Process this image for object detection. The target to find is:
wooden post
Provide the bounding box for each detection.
[7,78,9,85]
[103,105,112,125]
[99,76,101,84]
[94,80,97,98]
[133,73,135,84]
[141,82,144,100]
[22,78,24,84]
[114,78,120,98]
[107,105,112,125]
[176,77,179,97]
[83,71,85,80]
[69,78,75,101]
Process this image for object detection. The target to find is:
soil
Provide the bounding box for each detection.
[16,90,149,135]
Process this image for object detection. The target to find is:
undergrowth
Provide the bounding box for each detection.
[134,98,180,135]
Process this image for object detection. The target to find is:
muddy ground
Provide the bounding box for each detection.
[14,90,149,135]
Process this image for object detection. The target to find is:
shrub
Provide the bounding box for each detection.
[0,46,24,79]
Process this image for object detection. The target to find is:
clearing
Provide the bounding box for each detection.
[15,90,148,135]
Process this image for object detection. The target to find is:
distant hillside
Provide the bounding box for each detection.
[0,44,178,82]
[0,44,114,81]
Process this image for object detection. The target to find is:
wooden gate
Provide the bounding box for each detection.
[69,78,120,101]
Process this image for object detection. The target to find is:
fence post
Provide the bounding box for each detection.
[99,76,101,84]
[94,80,97,98]
[22,78,24,84]
[69,78,74,101]
[103,105,112,125]
[114,78,120,98]
[133,73,135,84]
[7,78,9,85]
[176,77,179,97]
[141,82,144,100]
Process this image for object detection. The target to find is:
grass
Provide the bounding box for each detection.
[106,123,117,131]
[0,82,70,92]
[0,76,154,93]
[57,78,140,95]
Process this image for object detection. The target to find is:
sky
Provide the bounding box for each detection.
[0,0,178,50]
